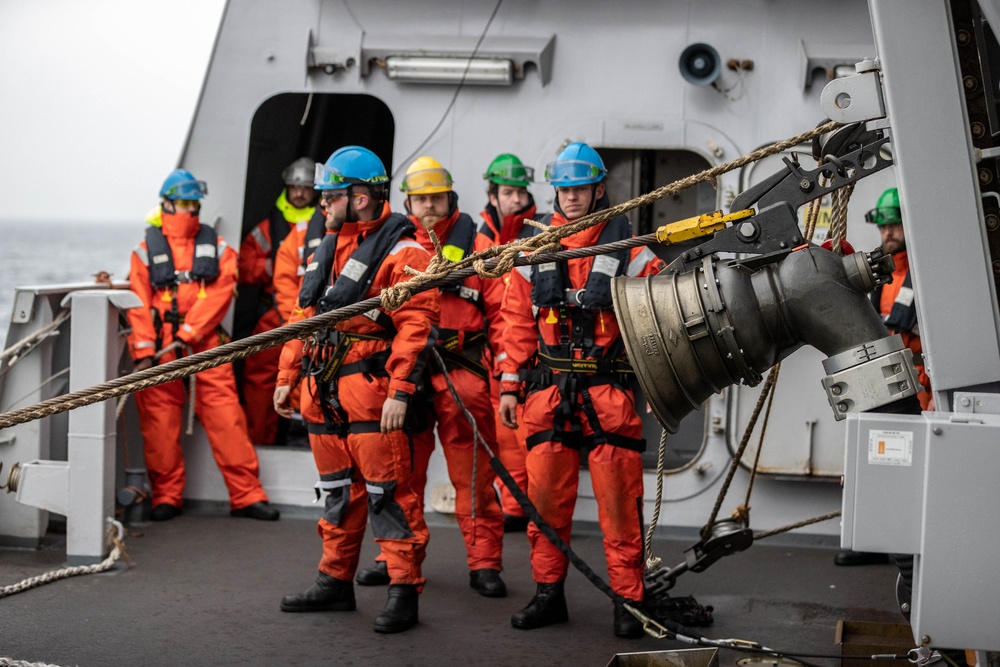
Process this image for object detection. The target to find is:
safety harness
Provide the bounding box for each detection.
[299,213,424,435]
[432,213,491,380]
[144,224,220,352]
[521,214,645,453]
[871,267,918,333]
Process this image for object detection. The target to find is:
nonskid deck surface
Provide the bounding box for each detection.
[0,511,900,667]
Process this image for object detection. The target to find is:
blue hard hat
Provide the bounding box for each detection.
[314,146,389,191]
[160,169,208,200]
[544,142,607,186]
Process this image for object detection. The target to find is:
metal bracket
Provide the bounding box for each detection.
[953,391,1000,414]
[820,70,886,123]
[822,347,921,420]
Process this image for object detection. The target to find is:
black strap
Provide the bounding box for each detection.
[535,351,633,376]
[521,370,644,453]
[488,455,625,605]
[348,421,382,434]
[337,349,392,379]
[434,346,488,381]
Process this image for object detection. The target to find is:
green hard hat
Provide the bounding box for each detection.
[483,153,534,187]
[865,187,902,225]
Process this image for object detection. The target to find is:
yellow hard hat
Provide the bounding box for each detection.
[400,156,453,195]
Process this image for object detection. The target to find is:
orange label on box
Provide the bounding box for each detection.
[868,431,913,466]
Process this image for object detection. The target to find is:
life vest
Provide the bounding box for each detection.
[297,212,416,314]
[298,212,420,436]
[527,213,632,310]
[871,267,918,333]
[440,213,482,308]
[144,224,220,290]
[300,208,328,271]
[478,195,536,245]
[519,212,643,453]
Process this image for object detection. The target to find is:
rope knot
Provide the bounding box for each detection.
[731,504,751,526]
[380,284,413,311]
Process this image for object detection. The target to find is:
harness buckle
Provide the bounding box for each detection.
[565,288,585,305]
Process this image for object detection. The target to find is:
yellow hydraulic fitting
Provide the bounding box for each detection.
[655,209,755,246]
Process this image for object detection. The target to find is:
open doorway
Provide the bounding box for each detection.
[233,92,394,446]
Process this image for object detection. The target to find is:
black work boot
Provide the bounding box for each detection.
[510,581,568,629]
[613,599,644,638]
[469,568,508,598]
[355,560,390,586]
[373,584,419,633]
[280,571,356,612]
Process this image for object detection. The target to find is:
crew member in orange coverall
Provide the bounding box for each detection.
[127,169,278,522]
[477,153,538,533]
[276,147,438,634]
[401,155,506,597]
[497,143,663,638]
[237,157,317,444]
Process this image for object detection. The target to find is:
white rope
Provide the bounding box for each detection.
[0,658,64,667]
[0,520,128,600]
[644,429,668,572]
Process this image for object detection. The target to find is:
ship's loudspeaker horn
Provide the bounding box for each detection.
[611,250,891,433]
[678,43,721,87]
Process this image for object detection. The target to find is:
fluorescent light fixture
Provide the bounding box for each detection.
[384,56,513,85]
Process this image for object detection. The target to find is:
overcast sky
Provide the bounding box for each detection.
[0,0,226,224]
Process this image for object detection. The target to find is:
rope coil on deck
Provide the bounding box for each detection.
[0,520,129,602]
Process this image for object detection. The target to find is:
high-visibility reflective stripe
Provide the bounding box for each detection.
[628,247,656,277]
[496,352,508,362]
[501,373,520,382]
[315,479,352,490]
[251,226,271,253]
[389,240,424,255]
[135,341,156,349]
[365,484,385,495]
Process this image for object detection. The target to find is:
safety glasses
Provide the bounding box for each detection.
[164,180,208,199]
[544,159,605,183]
[486,164,535,182]
[315,163,390,188]
[400,167,453,193]
[864,206,902,225]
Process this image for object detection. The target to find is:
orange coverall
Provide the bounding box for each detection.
[498,207,663,601]
[477,200,537,520]
[277,203,439,586]
[127,209,268,510]
[237,204,311,444]
[414,208,504,571]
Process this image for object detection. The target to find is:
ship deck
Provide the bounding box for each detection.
[0,509,903,667]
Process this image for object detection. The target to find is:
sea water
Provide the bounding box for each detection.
[0,219,140,345]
